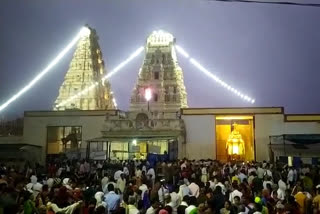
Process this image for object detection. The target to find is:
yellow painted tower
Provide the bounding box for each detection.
[54,26,114,110]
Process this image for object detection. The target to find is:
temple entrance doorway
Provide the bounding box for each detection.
[87,137,178,161]
[215,116,255,162]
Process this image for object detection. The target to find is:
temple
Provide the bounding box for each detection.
[1,29,320,167]
[130,30,188,112]
[53,26,114,110]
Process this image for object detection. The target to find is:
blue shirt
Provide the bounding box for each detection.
[104,191,120,212]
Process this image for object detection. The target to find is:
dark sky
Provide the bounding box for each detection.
[1,0,320,118]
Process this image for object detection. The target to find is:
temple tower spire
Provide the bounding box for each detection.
[54,26,114,110]
[130,30,188,112]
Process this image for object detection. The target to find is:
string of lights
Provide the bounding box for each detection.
[112,98,118,109]
[0,27,91,113]
[0,25,257,112]
[175,45,255,104]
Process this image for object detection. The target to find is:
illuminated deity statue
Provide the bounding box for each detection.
[53,25,114,110]
[226,123,245,158]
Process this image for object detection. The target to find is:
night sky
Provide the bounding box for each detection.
[1,0,320,118]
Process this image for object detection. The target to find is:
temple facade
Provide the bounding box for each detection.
[130,30,188,112]
[3,29,320,167]
[54,26,114,111]
[14,107,320,165]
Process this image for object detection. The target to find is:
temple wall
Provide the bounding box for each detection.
[284,122,320,134]
[20,109,320,164]
[254,114,285,162]
[23,111,106,163]
[182,115,216,160]
[255,114,320,161]
[183,113,320,162]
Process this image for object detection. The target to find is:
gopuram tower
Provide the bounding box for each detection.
[130,30,188,112]
[54,26,114,110]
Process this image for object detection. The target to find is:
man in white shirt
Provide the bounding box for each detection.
[114,170,123,181]
[123,165,130,177]
[301,166,310,175]
[257,165,265,179]
[168,192,180,214]
[147,167,156,185]
[139,183,148,198]
[135,167,142,178]
[142,165,147,173]
[188,180,200,198]
[277,178,287,200]
[248,173,255,186]
[101,173,109,191]
[287,167,294,188]
[178,180,191,198]
[248,166,257,175]
[293,168,298,183]
[208,178,217,190]
[147,167,155,178]
[103,181,116,194]
[95,191,107,208]
[264,164,273,178]
[180,161,187,170]
[158,184,169,204]
[128,196,139,214]
[229,184,243,204]
[185,196,197,214]
[238,170,247,183]
[116,173,126,194]
[146,199,160,214]
[263,178,273,190]
[201,166,208,183]
[215,182,226,195]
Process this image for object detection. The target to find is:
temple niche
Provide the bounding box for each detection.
[216,116,255,162]
[129,30,188,112]
[53,26,114,111]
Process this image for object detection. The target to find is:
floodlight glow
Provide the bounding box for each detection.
[189,57,255,103]
[132,139,137,146]
[175,44,255,103]
[112,98,118,108]
[0,27,87,113]
[148,30,174,45]
[80,27,91,37]
[145,88,152,101]
[175,45,189,58]
[101,46,144,81]
[56,46,144,108]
